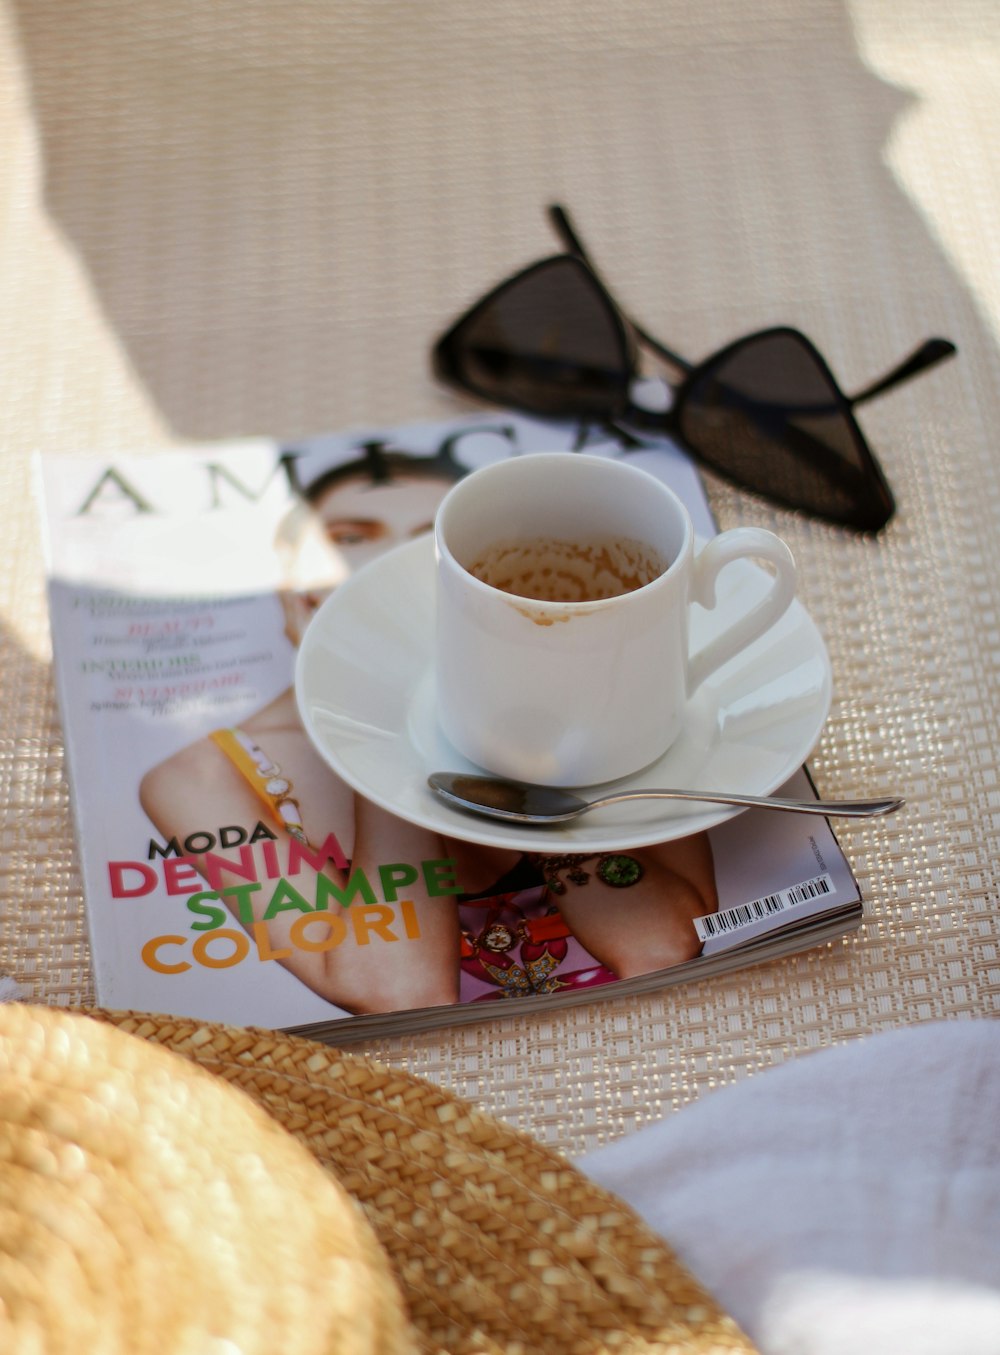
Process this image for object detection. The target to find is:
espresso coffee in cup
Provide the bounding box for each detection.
[467,536,668,603]
[434,453,796,787]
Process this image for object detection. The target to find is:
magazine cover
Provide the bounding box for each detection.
[38,414,861,1040]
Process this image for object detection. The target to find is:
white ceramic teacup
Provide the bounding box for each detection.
[434,453,796,787]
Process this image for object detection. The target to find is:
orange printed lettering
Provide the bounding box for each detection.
[141,935,190,974]
[251,921,292,962]
[191,929,249,969]
[290,913,348,952]
[350,904,398,945]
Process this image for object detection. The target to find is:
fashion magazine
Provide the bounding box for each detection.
[38,413,861,1041]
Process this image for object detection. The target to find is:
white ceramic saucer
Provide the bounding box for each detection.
[295,535,832,851]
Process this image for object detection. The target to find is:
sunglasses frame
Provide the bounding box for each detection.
[433,206,957,532]
[667,322,897,531]
[434,253,636,419]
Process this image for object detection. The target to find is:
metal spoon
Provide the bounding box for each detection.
[427,771,904,824]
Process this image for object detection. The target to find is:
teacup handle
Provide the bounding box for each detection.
[687,527,797,694]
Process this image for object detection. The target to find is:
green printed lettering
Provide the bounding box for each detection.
[378,862,419,903]
[186,891,228,932]
[313,870,377,910]
[422,858,462,896]
[262,880,312,920]
[220,881,263,926]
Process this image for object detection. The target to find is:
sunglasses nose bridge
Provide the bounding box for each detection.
[626,374,676,418]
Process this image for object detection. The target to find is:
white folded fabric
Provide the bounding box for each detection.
[578,1021,1000,1355]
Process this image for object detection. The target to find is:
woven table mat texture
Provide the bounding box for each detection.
[1,0,998,1156]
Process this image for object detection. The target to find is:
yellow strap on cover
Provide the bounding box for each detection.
[208,727,309,845]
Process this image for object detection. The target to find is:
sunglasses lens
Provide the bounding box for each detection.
[435,256,631,417]
[679,331,895,530]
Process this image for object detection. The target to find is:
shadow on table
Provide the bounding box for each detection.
[7,0,977,446]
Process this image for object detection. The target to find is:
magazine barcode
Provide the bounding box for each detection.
[695,874,835,942]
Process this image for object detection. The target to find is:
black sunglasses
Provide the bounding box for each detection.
[433,205,957,531]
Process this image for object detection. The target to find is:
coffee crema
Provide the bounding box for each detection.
[467,536,668,603]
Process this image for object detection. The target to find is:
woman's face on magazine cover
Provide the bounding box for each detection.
[279,469,455,646]
[314,473,449,572]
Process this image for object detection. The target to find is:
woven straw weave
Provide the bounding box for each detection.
[1,0,998,1156]
[94,1008,754,1355]
[0,1004,414,1355]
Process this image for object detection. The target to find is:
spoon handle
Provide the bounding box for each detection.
[588,789,904,818]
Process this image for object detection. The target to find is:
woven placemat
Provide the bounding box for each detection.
[1,0,998,1155]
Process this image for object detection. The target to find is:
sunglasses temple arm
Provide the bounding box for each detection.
[547,204,694,376]
[848,337,957,407]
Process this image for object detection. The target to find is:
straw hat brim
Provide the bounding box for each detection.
[91,1008,756,1354]
[0,1003,414,1355]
